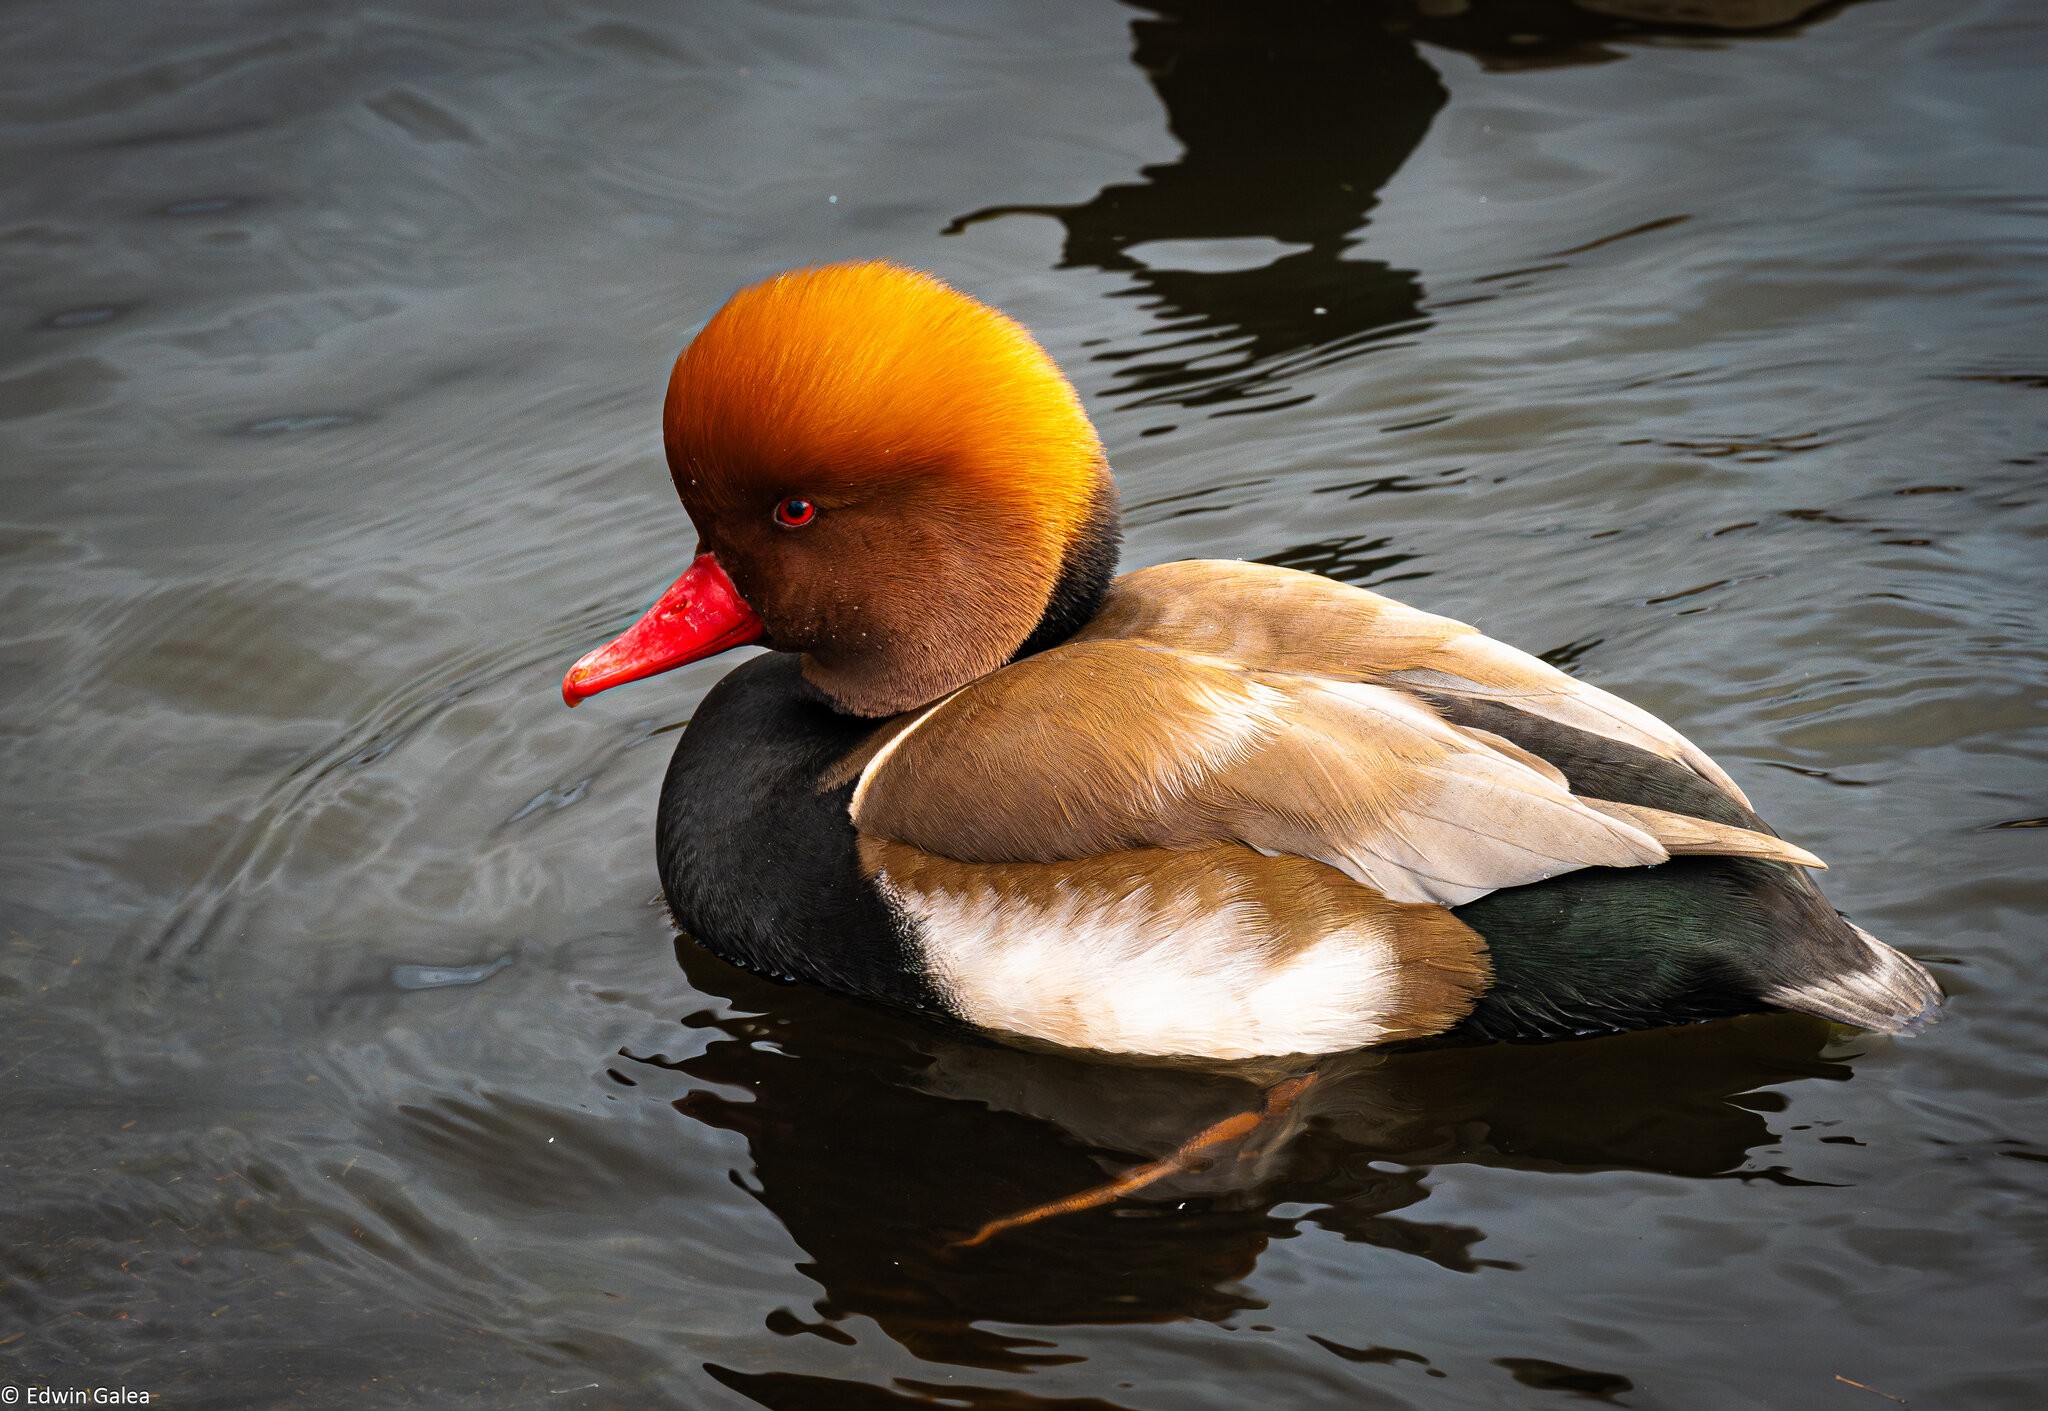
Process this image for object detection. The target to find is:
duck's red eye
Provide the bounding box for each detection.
[774,497,816,528]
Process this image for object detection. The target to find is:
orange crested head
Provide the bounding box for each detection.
[655,262,1121,717]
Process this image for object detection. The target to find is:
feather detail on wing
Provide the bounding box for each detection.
[1578,799,1823,869]
[1391,635,1752,809]
[849,639,1681,906]
[1076,559,1753,809]
[847,561,1804,908]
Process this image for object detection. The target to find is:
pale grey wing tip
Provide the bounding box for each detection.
[1763,924,1945,1035]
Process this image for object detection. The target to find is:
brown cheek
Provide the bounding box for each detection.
[798,536,886,656]
[842,521,1021,662]
[730,529,836,653]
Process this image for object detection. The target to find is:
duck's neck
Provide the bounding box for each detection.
[1010,479,1123,663]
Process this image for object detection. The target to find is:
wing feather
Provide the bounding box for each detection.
[1081,559,1753,809]
[850,562,1785,908]
[852,643,1672,906]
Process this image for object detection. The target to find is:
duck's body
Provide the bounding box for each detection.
[654,562,1936,1058]
[567,261,1940,1061]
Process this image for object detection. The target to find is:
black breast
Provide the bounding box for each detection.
[655,652,941,1011]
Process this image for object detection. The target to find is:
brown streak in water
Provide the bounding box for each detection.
[1833,1374,1908,1404]
[950,1072,1318,1249]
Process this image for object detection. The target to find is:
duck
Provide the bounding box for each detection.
[561,260,1942,1066]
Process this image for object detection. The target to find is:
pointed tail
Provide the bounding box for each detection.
[1763,924,1944,1034]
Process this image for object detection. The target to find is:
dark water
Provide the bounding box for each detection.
[3,0,2044,1405]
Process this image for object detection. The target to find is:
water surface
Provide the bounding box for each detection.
[3,1,2045,1406]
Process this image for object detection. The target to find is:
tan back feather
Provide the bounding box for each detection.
[851,562,1801,908]
[1081,560,1753,807]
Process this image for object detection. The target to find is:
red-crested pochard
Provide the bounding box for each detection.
[563,261,1941,1065]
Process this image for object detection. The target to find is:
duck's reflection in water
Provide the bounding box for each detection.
[654,941,1848,1371]
[948,0,1444,412]
[950,0,1855,414]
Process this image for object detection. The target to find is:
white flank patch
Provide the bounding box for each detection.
[877,870,1402,1059]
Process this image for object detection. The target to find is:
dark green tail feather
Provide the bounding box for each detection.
[1431,698,1942,1040]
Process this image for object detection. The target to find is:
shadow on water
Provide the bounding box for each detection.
[948,0,1854,414]
[655,939,1849,1377]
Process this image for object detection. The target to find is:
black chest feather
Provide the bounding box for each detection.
[655,653,939,1010]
